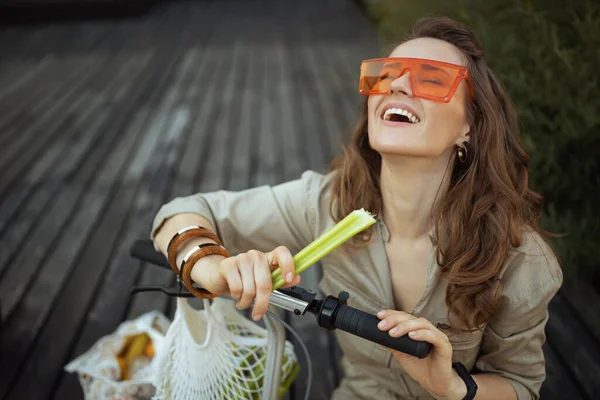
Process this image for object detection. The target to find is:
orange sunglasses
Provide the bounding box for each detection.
[359,57,475,103]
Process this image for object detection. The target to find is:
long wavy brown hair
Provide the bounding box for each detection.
[328,17,552,331]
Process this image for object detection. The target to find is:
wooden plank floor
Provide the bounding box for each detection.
[0,1,595,399]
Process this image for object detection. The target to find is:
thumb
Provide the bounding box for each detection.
[266,246,296,283]
[280,274,302,288]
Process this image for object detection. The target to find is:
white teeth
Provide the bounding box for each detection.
[383,107,420,123]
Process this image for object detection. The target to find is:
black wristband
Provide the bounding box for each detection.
[452,362,478,400]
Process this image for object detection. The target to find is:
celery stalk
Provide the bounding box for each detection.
[272,208,376,281]
[271,209,376,290]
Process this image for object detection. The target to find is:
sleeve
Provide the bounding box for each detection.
[474,233,563,400]
[150,170,330,256]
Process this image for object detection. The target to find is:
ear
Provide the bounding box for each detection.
[454,133,470,148]
[454,121,471,147]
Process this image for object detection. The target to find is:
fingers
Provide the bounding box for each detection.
[376,310,433,337]
[405,329,437,343]
[220,247,298,322]
[220,257,243,300]
[376,310,452,357]
[376,310,415,333]
[267,246,296,283]
[386,317,435,338]
[219,249,279,320]
[252,251,273,320]
[219,252,257,309]
[236,252,257,310]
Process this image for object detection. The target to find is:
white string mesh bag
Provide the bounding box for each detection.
[152,297,297,400]
[64,311,170,400]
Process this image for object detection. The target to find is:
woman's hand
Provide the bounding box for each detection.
[217,246,301,321]
[376,310,467,400]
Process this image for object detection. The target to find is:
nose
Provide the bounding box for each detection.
[389,70,413,97]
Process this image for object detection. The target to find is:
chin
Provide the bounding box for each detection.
[368,130,427,157]
[370,144,429,158]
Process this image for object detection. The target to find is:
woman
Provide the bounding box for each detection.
[151,17,562,400]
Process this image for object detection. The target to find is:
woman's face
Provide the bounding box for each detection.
[367,38,471,160]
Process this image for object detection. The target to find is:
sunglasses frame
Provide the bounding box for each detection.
[359,57,476,103]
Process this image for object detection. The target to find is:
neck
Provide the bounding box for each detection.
[379,154,452,241]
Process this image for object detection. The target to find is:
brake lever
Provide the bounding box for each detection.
[129,275,196,298]
[129,284,195,297]
[129,280,318,315]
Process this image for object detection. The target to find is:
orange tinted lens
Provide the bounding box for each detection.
[360,60,404,93]
[411,62,460,99]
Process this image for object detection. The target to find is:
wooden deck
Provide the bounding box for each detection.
[0,1,598,399]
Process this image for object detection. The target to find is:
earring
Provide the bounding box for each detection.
[457,146,467,163]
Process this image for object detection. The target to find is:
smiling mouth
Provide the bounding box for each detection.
[381,108,421,124]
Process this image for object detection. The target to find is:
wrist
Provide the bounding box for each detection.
[433,369,468,400]
[447,369,469,400]
[190,253,227,293]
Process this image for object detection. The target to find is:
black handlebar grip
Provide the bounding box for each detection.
[130,240,170,269]
[333,304,432,359]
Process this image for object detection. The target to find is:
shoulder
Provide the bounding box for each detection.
[294,169,337,209]
[498,229,563,307]
[287,169,338,237]
[269,169,334,202]
[297,169,336,192]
